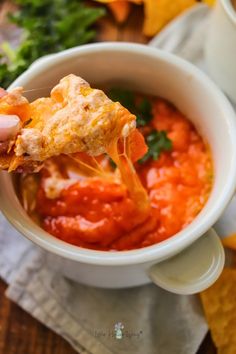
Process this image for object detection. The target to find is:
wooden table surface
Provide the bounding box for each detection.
[0,2,216,353]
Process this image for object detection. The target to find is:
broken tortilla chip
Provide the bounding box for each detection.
[143,0,216,36]
[94,0,215,35]
[204,0,215,5]
[200,268,236,352]
[107,1,132,23]
[0,154,13,170]
[222,234,236,251]
[143,0,196,36]
[94,0,142,23]
[94,0,141,3]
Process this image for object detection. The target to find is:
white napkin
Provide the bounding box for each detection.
[1,4,234,353]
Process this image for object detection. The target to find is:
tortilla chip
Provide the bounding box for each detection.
[200,268,236,352]
[204,0,215,5]
[143,0,196,36]
[94,0,141,21]
[0,154,25,172]
[143,0,216,36]
[222,234,236,251]
[0,154,12,170]
[107,1,131,22]
[0,153,41,173]
[94,0,141,3]
[8,156,25,172]
[94,0,215,35]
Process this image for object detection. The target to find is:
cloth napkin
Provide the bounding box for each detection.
[1,4,235,354]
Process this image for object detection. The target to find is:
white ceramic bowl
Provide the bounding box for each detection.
[1,43,236,294]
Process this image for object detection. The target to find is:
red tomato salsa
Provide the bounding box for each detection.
[29,96,213,251]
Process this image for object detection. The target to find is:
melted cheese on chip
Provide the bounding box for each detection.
[0,75,136,170]
[0,74,150,212]
[15,74,136,160]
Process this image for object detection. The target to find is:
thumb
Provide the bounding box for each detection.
[0,114,21,142]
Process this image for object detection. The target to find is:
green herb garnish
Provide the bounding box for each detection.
[108,88,153,127]
[136,98,152,127]
[108,88,173,163]
[0,0,105,88]
[108,88,135,113]
[139,130,172,164]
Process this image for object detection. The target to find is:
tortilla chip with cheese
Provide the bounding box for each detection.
[0,74,137,172]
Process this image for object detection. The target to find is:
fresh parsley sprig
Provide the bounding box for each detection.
[108,88,153,127]
[108,88,173,163]
[0,0,105,88]
[138,130,172,164]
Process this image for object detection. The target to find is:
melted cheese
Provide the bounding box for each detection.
[2,75,150,213]
[107,138,150,213]
[15,75,136,160]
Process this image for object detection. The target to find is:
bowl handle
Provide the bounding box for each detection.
[148,228,225,295]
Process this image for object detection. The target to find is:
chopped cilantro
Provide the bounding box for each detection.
[136,98,152,127]
[108,88,153,127]
[139,130,172,164]
[108,88,173,163]
[108,88,135,113]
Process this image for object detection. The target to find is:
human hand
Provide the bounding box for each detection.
[0,88,21,153]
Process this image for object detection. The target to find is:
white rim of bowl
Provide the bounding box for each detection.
[3,42,236,266]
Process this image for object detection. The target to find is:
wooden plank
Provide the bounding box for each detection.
[0,279,77,354]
